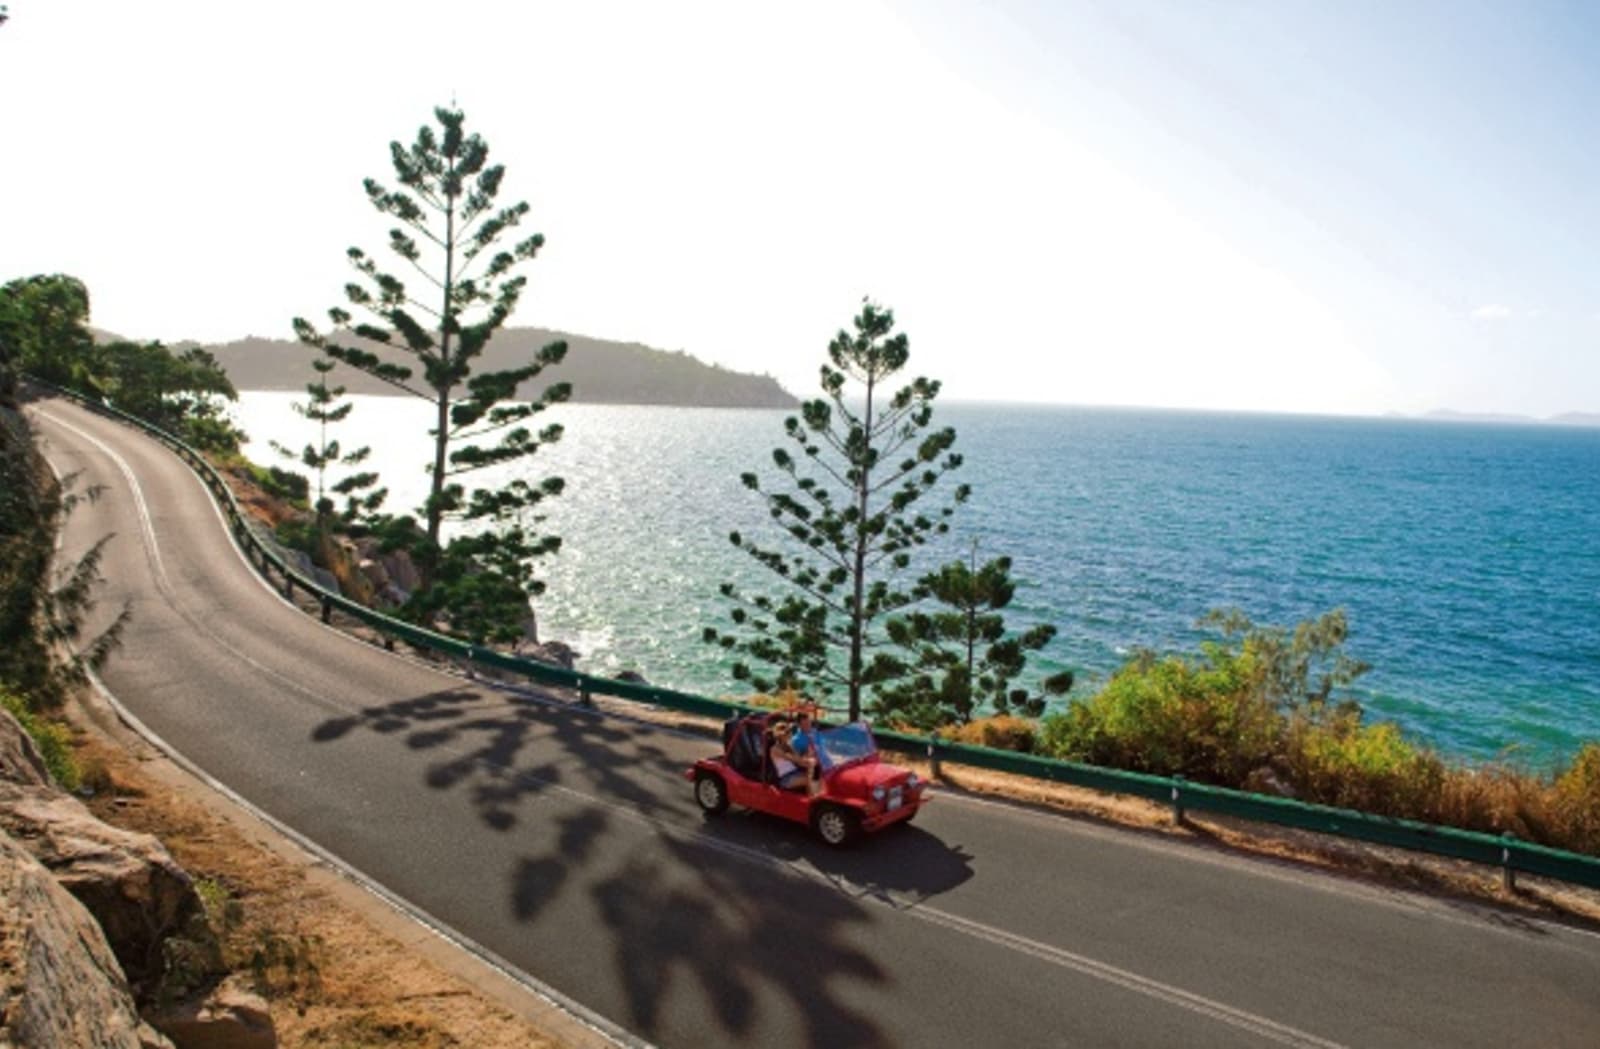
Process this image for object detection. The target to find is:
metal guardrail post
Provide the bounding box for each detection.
[320,596,332,624]
[1171,775,1186,825]
[928,734,943,779]
[1502,833,1518,892]
[580,682,594,707]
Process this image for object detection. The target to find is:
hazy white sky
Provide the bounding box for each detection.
[2,0,1596,416]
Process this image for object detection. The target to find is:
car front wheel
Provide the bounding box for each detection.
[812,804,860,847]
[694,771,729,816]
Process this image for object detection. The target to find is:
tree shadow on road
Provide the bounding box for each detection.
[308,687,984,1046]
[310,686,690,830]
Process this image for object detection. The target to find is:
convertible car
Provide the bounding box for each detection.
[686,710,928,846]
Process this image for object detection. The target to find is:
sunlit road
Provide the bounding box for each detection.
[31,394,1600,1049]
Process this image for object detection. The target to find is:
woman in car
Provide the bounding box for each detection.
[767,718,820,796]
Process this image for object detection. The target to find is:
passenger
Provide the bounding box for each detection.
[767,717,818,795]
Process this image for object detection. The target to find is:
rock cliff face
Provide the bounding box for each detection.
[0,781,203,986]
[0,828,174,1049]
[0,707,275,1049]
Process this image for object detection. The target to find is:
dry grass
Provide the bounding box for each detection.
[65,720,569,1049]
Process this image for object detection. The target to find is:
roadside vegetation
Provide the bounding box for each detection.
[936,610,1600,857]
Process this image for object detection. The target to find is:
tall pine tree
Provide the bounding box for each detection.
[705,300,968,720]
[293,107,568,644]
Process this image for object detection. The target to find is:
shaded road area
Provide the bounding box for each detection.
[32,395,1600,1049]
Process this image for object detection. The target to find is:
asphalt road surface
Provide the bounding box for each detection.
[31,395,1600,1049]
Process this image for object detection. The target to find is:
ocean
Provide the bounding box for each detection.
[234,393,1600,766]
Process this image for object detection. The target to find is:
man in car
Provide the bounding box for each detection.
[790,709,831,790]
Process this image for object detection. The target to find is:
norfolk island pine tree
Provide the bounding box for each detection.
[292,106,569,644]
[705,300,969,721]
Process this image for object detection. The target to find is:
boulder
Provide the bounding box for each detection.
[0,782,203,987]
[380,549,422,594]
[0,828,175,1048]
[146,974,276,1049]
[524,640,578,670]
[357,556,390,590]
[0,705,52,788]
[615,670,648,685]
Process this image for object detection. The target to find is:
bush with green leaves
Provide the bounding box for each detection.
[1,689,79,789]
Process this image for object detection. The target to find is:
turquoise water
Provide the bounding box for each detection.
[236,394,1600,766]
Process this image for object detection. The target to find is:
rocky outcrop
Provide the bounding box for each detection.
[523,640,578,671]
[0,828,175,1049]
[146,975,277,1049]
[0,782,203,987]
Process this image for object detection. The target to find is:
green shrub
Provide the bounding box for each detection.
[250,463,309,507]
[1,689,80,790]
[275,517,321,557]
[1039,645,1279,784]
[1283,711,1445,818]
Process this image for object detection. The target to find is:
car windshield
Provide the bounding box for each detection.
[817,722,876,764]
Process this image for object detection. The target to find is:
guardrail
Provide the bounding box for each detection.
[32,378,1600,892]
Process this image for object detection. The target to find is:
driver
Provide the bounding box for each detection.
[790,710,831,784]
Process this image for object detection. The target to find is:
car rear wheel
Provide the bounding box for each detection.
[812,804,860,847]
[694,772,729,816]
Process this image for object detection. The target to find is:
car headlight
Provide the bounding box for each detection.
[906,773,919,789]
[871,785,888,801]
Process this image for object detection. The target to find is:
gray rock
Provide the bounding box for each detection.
[0,783,204,986]
[357,556,389,589]
[524,640,578,670]
[0,829,174,1048]
[380,549,422,594]
[147,974,276,1049]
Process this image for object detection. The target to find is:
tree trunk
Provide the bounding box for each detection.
[847,371,875,721]
[426,171,459,550]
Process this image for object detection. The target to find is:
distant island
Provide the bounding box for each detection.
[184,328,798,409]
[1418,409,1600,428]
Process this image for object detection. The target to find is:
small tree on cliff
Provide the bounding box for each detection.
[293,106,568,642]
[704,300,968,720]
[271,358,385,525]
[876,548,1073,730]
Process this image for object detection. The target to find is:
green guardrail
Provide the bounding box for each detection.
[32,378,1600,892]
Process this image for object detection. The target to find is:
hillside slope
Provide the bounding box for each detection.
[201,329,797,408]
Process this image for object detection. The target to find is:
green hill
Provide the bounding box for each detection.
[197,329,797,408]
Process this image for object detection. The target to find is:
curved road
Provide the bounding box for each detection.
[31,395,1600,1049]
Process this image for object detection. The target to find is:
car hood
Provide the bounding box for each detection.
[828,758,908,794]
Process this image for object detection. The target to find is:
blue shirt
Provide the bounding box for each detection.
[791,726,830,770]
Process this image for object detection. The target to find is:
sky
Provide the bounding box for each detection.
[2,0,1596,417]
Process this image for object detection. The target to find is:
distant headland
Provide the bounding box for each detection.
[182,328,799,409]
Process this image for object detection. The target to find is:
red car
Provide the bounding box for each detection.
[686,711,928,846]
